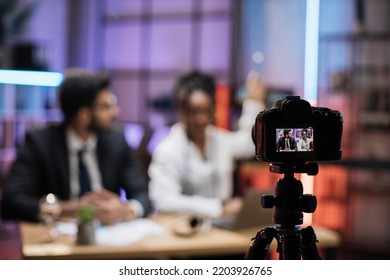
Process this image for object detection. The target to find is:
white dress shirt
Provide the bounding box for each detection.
[297,137,312,151]
[148,99,264,218]
[67,128,102,199]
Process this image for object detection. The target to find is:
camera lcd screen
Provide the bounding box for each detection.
[276,128,313,152]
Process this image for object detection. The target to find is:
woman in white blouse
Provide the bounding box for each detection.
[297,129,313,151]
[148,71,265,219]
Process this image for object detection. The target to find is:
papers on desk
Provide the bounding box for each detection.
[96,219,166,246]
[56,218,166,247]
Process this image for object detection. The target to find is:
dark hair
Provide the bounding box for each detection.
[284,129,291,137]
[58,69,110,123]
[172,70,216,108]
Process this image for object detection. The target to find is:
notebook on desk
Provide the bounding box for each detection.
[213,190,273,230]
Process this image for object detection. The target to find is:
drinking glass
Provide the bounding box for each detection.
[39,193,62,242]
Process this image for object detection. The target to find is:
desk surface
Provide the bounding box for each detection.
[20,215,340,260]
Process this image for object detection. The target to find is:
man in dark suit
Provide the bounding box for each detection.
[276,129,297,152]
[1,69,150,225]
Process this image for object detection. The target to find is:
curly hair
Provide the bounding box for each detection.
[172,70,216,108]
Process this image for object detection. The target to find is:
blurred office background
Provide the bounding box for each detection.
[0,0,389,259]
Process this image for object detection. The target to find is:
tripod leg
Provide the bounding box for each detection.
[277,229,302,260]
[244,227,275,260]
[301,226,321,260]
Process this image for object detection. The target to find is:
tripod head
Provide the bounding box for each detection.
[261,161,318,228]
[269,161,318,176]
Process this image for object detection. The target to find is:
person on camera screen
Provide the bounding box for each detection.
[276,129,297,152]
[297,128,313,151]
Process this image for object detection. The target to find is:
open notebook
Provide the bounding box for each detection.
[213,190,274,230]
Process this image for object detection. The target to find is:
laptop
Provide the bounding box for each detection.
[213,190,274,230]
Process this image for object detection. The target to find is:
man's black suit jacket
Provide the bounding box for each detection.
[1,124,150,222]
[276,137,297,151]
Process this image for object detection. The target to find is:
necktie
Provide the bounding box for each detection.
[78,149,91,196]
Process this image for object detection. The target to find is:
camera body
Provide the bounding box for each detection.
[253,96,343,162]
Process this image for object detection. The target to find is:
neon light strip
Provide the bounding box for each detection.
[304,0,320,104]
[0,69,63,87]
[303,0,320,225]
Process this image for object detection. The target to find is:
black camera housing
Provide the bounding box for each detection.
[253,96,343,162]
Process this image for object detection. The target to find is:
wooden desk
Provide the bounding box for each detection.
[20,215,340,260]
[20,215,251,260]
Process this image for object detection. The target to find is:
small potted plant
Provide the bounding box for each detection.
[76,205,96,245]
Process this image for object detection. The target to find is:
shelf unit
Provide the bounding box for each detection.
[314,33,390,255]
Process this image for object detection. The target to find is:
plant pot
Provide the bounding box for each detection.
[76,221,96,245]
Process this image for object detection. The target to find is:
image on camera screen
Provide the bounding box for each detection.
[276,128,313,152]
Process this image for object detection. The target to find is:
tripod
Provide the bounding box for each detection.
[245,162,321,260]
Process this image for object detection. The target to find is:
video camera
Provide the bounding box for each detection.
[245,96,343,260]
[252,96,343,163]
